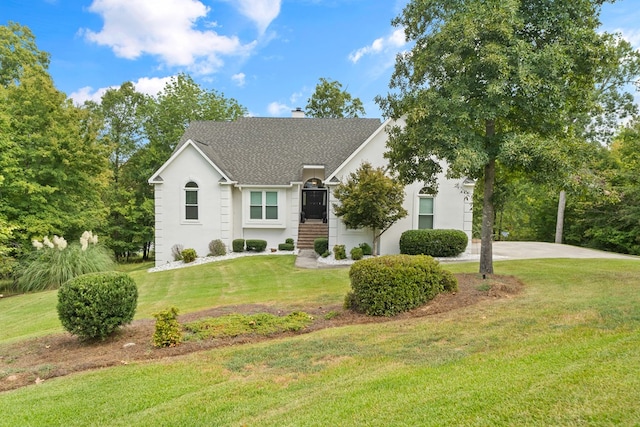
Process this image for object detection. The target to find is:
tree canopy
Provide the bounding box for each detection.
[332,162,407,255]
[305,78,365,118]
[377,0,637,274]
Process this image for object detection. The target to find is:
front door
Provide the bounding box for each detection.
[303,189,326,220]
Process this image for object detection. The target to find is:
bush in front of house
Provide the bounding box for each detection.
[246,239,267,252]
[399,229,468,257]
[152,306,182,348]
[171,244,184,261]
[285,238,294,245]
[345,254,452,316]
[181,248,197,263]
[232,239,245,252]
[314,237,328,255]
[208,239,227,257]
[278,243,295,251]
[350,247,364,260]
[57,271,138,340]
[359,242,373,256]
[439,269,459,292]
[333,244,346,260]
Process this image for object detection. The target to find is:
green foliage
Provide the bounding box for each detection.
[0,22,50,87]
[350,247,364,260]
[321,250,331,258]
[285,238,294,245]
[57,271,138,340]
[440,269,458,292]
[171,244,184,261]
[333,162,407,255]
[278,243,295,251]
[333,245,347,260]
[314,238,329,255]
[400,229,468,257]
[152,306,182,348]
[183,311,314,340]
[181,248,197,263]
[359,242,373,256]
[16,236,114,293]
[305,77,365,118]
[346,254,449,316]
[245,239,267,252]
[208,239,227,257]
[232,239,245,252]
[377,0,635,274]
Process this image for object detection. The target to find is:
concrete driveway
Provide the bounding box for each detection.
[473,241,638,260]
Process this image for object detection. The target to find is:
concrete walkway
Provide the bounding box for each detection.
[295,242,638,269]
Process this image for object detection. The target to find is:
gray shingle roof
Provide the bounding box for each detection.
[175,117,383,185]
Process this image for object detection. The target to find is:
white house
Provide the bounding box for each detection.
[148,114,474,266]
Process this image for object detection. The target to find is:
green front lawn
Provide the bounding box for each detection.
[1,257,639,426]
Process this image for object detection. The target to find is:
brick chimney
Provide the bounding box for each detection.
[291,107,305,118]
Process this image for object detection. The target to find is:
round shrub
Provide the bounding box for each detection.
[208,239,227,257]
[333,244,347,260]
[246,239,267,252]
[57,271,138,340]
[181,248,197,263]
[399,229,468,257]
[359,242,373,256]
[285,238,295,245]
[440,269,458,292]
[346,255,447,316]
[314,237,328,256]
[350,247,364,260]
[232,239,245,252]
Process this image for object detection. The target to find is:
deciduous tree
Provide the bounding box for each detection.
[377,0,633,274]
[306,78,365,118]
[332,162,407,255]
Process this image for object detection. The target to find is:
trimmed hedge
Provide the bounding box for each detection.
[345,254,456,316]
[232,239,245,252]
[278,243,295,251]
[399,229,468,257]
[314,238,329,255]
[57,271,138,340]
[246,239,267,252]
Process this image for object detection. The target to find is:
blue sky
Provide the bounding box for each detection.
[2,0,639,118]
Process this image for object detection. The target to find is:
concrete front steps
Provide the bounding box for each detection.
[297,221,328,249]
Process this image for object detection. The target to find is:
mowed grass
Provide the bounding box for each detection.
[1,257,640,426]
[0,255,349,343]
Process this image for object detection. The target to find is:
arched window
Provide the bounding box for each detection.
[185,181,199,220]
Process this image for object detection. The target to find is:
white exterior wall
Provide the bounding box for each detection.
[153,145,226,266]
[328,120,474,256]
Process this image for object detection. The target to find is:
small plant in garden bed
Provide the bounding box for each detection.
[152,306,182,348]
[183,311,313,340]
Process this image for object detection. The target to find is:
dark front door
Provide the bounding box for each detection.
[303,189,327,220]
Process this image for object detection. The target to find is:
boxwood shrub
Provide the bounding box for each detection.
[314,237,328,255]
[345,254,456,316]
[232,239,245,252]
[333,244,346,260]
[57,271,138,340]
[359,242,373,256]
[246,239,267,252]
[278,243,295,251]
[399,229,468,257]
[350,247,364,260]
[181,248,197,263]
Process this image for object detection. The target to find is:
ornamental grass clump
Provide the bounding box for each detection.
[16,231,114,293]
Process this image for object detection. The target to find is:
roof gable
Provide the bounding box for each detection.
[170,117,383,185]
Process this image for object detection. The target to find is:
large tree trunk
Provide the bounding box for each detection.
[480,120,496,275]
[555,190,566,244]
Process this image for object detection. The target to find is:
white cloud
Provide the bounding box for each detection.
[617,28,640,50]
[267,101,291,116]
[82,0,255,74]
[348,28,407,63]
[232,72,246,87]
[233,0,281,34]
[69,76,174,104]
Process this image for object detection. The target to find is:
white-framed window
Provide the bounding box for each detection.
[185,181,199,220]
[250,190,278,220]
[418,186,435,229]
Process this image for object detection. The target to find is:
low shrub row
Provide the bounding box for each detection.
[400,229,468,257]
